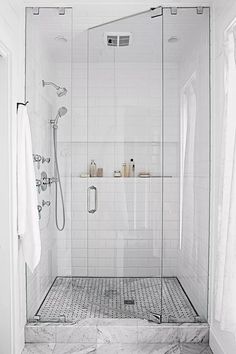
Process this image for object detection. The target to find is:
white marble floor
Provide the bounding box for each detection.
[22,343,213,353]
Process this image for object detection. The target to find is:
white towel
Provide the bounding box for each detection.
[17,105,41,272]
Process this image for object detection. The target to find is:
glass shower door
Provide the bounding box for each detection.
[86,8,164,321]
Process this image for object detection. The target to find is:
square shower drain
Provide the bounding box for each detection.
[124,299,135,305]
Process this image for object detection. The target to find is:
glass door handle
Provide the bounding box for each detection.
[87,186,97,214]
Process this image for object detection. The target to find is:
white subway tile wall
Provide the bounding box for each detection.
[66,29,179,278]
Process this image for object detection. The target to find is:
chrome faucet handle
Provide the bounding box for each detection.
[42,200,51,207]
[36,179,41,194]
[42,177,51,186]
[33,154,41,162]
[42,156,50,164]
[37,205,42,219]
[33,154,42,169]
[36,179,41,187]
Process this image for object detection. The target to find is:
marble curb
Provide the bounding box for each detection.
[22,343,213,354]
[25,321,209,345]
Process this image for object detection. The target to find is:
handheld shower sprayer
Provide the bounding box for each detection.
[42,80,67,97]
[50,106,68,129]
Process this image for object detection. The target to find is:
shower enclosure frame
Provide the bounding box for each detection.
[25,5,211,325]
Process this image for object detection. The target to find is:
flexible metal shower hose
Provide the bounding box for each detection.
[53,127,65,231]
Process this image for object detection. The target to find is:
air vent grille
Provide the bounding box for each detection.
[107,35,118,46]
[106,33,131,47]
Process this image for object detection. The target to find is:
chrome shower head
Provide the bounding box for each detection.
[57,86,67,97]
[42,80,67,97]
[51,106,68,128]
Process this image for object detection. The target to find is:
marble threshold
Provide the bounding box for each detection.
[25,319,209,346]
[22,342,213,354]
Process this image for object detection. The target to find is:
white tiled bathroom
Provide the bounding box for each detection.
[1,0,236,353]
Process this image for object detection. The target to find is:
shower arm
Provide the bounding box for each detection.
[42,80,60,90]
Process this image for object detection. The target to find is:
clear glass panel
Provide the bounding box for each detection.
[25,5,210,325]
[86,10,163,321]
[162,7,210,323]
[25,7,73,322]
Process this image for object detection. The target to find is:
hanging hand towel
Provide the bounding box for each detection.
[17,104,41,272]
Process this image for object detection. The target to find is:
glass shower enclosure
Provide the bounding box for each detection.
[25,6,210,324]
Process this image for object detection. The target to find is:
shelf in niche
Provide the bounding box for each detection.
[77,176,173,179]
[70,141,178,144]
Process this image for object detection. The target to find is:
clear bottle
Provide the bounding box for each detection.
[90,160,97,177]
[130,158,135,177]
[122,163,126,177]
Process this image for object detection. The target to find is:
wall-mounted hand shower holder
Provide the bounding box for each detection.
[50,107,68,129]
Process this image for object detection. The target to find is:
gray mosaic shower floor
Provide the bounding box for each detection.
[36,277,198,323]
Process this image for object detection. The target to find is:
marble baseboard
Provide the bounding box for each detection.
[25,321,209,346]
[22,343,213,354]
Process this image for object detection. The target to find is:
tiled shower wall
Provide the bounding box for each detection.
[54,51,180,277]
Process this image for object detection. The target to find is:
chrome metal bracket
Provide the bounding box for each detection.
[32,7,39,15]
[149,312,162,324]
[150,7,163,18]
[194,315,205,323]
[197,7,204,15]
[170,7,177,15]
[33,315,41,322]
[59,315,66,322]
[58,7,65,15]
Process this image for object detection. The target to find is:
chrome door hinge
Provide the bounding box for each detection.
[170,7,178,15]
[32,7,39,15]
[58,7,65,15]
[197,7,204,15]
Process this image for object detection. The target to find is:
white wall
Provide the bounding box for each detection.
[210,0,236,353]
[0,1,25,353]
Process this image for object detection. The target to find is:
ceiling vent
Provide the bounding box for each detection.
[105,32,132,47]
